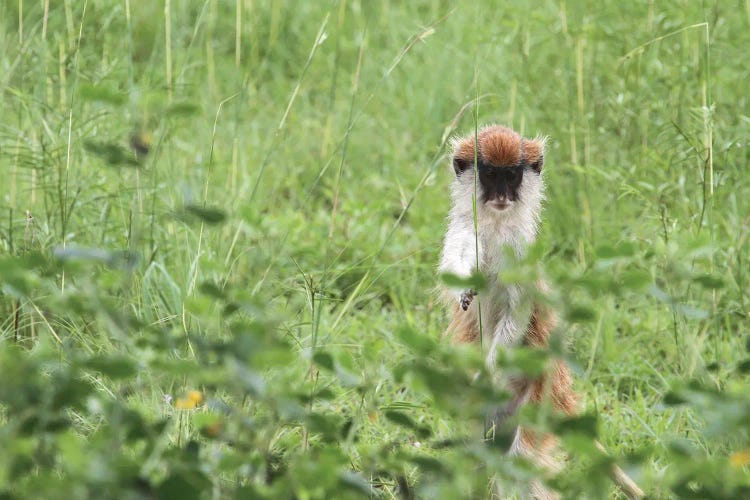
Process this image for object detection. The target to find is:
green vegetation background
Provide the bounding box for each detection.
[1,0,749,498]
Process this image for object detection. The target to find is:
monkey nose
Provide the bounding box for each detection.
[490,198,510,210]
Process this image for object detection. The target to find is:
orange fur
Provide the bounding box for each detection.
[452,125,544,168]
[517,428,559,465]
[444,299,479,343]
[522,138,544,166]
[446,287,577,417]
[445,284,578,491]
[525,302,577,416]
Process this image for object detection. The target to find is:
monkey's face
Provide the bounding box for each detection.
[478,163,525,211]
[453,158,543,214]
[451,125,546,215]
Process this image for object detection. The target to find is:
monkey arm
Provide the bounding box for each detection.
[439,226,480,306]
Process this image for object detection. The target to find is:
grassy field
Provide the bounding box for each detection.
[1,0,749,498]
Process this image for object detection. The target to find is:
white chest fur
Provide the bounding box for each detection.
[438,169,545,367]
[475,223,535,367]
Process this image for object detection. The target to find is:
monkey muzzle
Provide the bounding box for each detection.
[488,199,511,211]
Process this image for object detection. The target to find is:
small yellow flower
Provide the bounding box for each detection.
[187,390,204,405]
[174,397,196,410]
[730,450,750,467]
[173,390,203,410]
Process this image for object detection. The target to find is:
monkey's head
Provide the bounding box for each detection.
[451,125,546,214]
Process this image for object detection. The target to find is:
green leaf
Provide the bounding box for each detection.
[79,83,126,105]
[334,362,361,388]
[166,101,201,117]
[499,348,548,377]
[51,376,94,411]
[384,410,431,438]
[185,205,227,225]
[83,355,138,379]
[407,455,447,474]
[571,273,609,293]
[394,326,436,355]
[306,412,343,442]
[736,359,750,374]
[619,269,651,290]
[566,305,597,322]
[83,140,140,166]
[440,271,487,291]
[384,410,416,428]
[649,285,674,304]
[313,351,335,371]
[198,281,226,299]
[595,242,636,259]
[157,471,211,500]
[123,409,150,442]
[151,359,202,376]
[693,274,725,289]
[674,304,709,320]
[338,471,372,496]
[663,391,687,406]
[53,246,138,269]
[553,413,598,438]
[667,438,698,457]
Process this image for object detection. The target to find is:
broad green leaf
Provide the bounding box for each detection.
[384,410,431,438]
[566,305,597,322]
[338,471,372,496]
[166,101,201,117]
[185,205,227,225]
[157,471,211,500]
[595,242,636,259]
[79,83,126,105]
[440,271,488,291]
[620,269,651,290]
[313,351,335,371]
[199,281,226,299]
[83,355,138,380]
[83,140,140,166]
[395,326,436,355]
[553,414,598,438]
[693,274,725,289]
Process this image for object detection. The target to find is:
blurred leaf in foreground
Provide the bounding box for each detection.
[181,205,228,225]
[440,271,487,291]
[83,140,140,167]
[79,83,126,106]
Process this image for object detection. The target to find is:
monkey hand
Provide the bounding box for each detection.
[459,289,477,311]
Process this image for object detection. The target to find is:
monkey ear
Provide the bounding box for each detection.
[453,157,473,176]
[529,154,544,173]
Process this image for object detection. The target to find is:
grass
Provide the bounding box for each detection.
[1,0,749,498]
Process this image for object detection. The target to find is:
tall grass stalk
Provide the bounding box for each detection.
[253,14,449,299]
[61,0,88,292]
[247,14,330,206]
[471,73,483,351]
[314,26,363,360]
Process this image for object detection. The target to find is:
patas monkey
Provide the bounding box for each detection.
[439,125,642,499]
